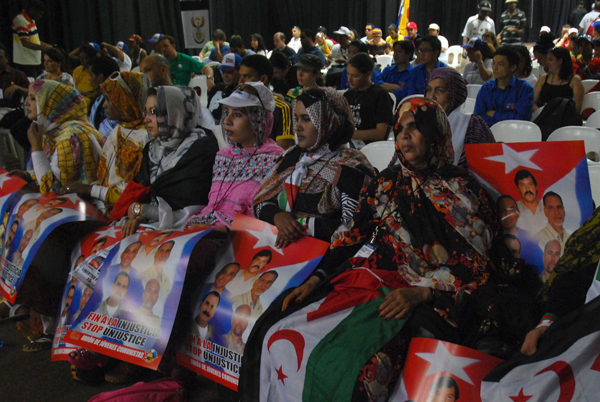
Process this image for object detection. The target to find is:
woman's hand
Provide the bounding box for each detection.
[122,217,143,237]
[282,276,321,311]
[274,211,305,247]
[27,122,44,152]
[521,326,549,356]
[8,170,31,182]
[379,287,431,320]
[58,183,92,195]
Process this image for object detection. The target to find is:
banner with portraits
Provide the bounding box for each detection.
[52,226,126,361]
[1,192,107,303]
[176,214,330,391]
[64,228,213,370]
[0,169,28,246]
[465,141,594,281]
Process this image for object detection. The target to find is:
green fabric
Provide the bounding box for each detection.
[169,52,205,86]
[302,287,411,402]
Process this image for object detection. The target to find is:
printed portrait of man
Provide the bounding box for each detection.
[224,304,251,354]
[232,270,278,319]
[513,169,547,234]
[132,231,174,271]
[135,278,161,328]
[226,250,273,296]
[540,239,561,283]
[192,291,220,340]
[72,287,93,321]
[141,240,174,293]
[58,285,76,328]
[534,191,570,250]
[96,271,130,317]
[428,376,459,402]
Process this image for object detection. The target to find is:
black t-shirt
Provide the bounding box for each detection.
[344,84,394,142]
[272,46,296,62]
[207,83,236,121]
[272,67,299,96]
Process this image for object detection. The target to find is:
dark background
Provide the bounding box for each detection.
[0,0,582,63]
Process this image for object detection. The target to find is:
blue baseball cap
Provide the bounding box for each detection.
[217,53,243,71]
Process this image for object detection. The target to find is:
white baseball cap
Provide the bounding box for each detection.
[218,81,276,112]
[333,26,352,37]
[429,23,440,31]
[540,26,551,34]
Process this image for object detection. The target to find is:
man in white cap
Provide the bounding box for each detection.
[499,0,527,45]
[463,1,496,45]
[429,23,449,65]
[330,26,351,65]
[580,1,600,34]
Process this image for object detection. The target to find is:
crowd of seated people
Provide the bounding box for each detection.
[1,1,599,399]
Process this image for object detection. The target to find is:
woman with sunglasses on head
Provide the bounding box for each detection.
[253,87,375,249]
[183,82,283,230]
[111,85,218,236]
[58,72,152,218]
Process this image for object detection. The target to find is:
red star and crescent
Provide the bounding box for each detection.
[535,360,575,402]
[509,388,533,402]
[275,365,288,385]
[268,329,306,386]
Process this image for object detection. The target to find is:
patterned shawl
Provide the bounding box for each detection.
[330,98,498,319]
[427,67,468,115]
[147,86,204,183]
[31,80,105,192]
[100,71,150,129]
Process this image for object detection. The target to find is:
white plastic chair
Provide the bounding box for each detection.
[266,50,272,59]
[466,84,481,99]
[461,98,476,115]
[192,56,202,62]
[581,92,600,117]
[201,57,211,64]
[587,160,600,206]
[490,120,542,143]
[582,79,599,93]
[397,94,424,105]
[212,123,228,150]
[376,54,393,69]
[205,61,221,69]
[446,45,464,69]
[389,92,396,115]
[585,109,600,128]
[547,126,600,156]
[131,66,140,73]
[360,141,396,172]
[188,75,208,107]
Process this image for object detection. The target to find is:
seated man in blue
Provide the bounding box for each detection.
[474,46,534,126]
[293,28,326,67]
[373,40,414,93]
[394,35,447,101]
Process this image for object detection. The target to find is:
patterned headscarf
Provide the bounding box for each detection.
[100,71,150,129]
[147,86,204,183]
[32,79,88,136]
[427,67,468,115]
[221,105,274,155]
[394,97,454,171]
[294,87,354,153]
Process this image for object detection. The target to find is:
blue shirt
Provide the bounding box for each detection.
[373,63,413,90]
[210,45,231,62]
[294,46,326,68]
[340,67,381,90]
[394,60,447,101]
[89,95,117,138]
[474,75,534,126]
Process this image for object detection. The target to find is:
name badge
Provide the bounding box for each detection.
[354,243,377,259]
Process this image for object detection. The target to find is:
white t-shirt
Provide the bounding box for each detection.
[438,35,450,65]
[462,59,493,84]
[330,44,348,62]
[288,37,302,53]
[12,12,41,65]
[580,10,600,33]
[462,15,496,40]
[114,53,132,72]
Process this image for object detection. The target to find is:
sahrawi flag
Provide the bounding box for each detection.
[257,268,408,402]
[481,295,600,401]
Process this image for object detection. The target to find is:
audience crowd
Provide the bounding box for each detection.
[1,0,599,400]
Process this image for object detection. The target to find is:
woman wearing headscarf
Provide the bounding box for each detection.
[253,87,375,247]
[10,80,105,193]
[59,72,151,217]
[184,82,283,229]
[425,67,495,167]
[240,98,498,401]
[112,85,218,236]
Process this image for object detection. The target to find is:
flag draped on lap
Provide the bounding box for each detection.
[260,269,409,402]
[481,296,600,401]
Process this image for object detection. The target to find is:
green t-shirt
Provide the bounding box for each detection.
[169,52,205,86]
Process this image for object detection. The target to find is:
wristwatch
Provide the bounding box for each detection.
[133,203,142,217]
[206,75,214,80]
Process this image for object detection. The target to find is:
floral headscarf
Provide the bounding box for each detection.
[293,87,355,153]
[427,67,468,115]
[221,105,274,155]
[394,97,455,171]
[100,71,150,128]
[147,86,204,183]
[32,79,88,136]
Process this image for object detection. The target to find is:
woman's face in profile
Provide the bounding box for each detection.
[144,95,159,138]
[26,86,38,121]
[396,111,429,169]
[294,100,319,149]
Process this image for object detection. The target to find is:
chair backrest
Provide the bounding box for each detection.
[582,79,599,93]
[585,109,600,128]
[192,55,202,62]
[461,98,476,115]
[360,141,396,172]
[188,75,208,107]
[581,92,600,117]
[588,160,600,206]
[547,126,600,155]
[446,45,463,69]
[377,55,393,69]
[466,84,482,99]
[212,124,227,150]
[130,66,140,73]
[388,92,396,115]
[490,120,542,143]
[397,94,424,105]
[205,61,221,68]
[201,57,211,64]
[266,50,272,59]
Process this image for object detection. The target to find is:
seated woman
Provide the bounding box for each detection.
[340,40,380,90]
[426,67,495,166]
[59,72,152,217]
[461,38,494,85]
[37,48,75,86]
[286,54,323,103]
[253,87,375,247]
[10,80,105,193]
[241,98,498,400]
[184,82,284,229]
[250,33,268,57]
[111,85,218,236]
[343,52,393,148]
[514,44,538,88]
[482,31,500,50]
[533,46,584,112]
